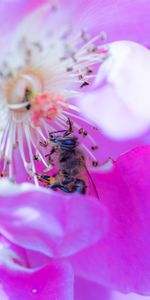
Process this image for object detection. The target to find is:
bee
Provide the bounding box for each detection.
[37,119,99,198]
[37,119,87,194]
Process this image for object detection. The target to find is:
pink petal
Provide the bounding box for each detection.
[0,260,73,300]
[78,41,150,139]
[0,0,46,58]
[0,0,46,30]
[2,0,150,46]
[79,85,150,139]
[0,0,46,37]
[70,146,150,294]
[96,42,150,121]
[0,180,107,257]
[73,0,150,45]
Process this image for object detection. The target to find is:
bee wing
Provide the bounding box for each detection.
[84,163,99,200]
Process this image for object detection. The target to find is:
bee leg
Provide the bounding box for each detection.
[50,182,73,193]
[36,174,56,186]
[45,146,56,164]
[40,175,51,181]
[74,179,87,194]
[59,186,73,193]
[50,182,62,190]
[64,118,73,137]
[58,179,86,194]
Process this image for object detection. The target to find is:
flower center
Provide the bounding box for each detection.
[6,68,43,112]
[0,18,108,185]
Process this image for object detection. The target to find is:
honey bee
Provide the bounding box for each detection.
[37,119,87,194]
[37,119,99,198]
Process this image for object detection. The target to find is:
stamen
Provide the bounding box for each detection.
[0,121,10,155]
[8,162,13,180]
[30,135,49,168]
[63,110,95,127]
[24,125,38,185]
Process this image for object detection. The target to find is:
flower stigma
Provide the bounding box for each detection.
[0,3,109,188]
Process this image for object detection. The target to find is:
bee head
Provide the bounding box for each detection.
[50,136,63,145]
[50,135,78,150]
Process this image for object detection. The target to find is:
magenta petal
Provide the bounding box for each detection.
[70,146,150,294]
[74,277,110,300]
[0,260,73,300]
[112,292,150,300]
[0,182,107,257]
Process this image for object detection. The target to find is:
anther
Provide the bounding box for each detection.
[91,145,98,151]
[100,31,107,42]
[86,68,93,74]
[93,126,98,131]
[33,154,41,162]
[92,161,98,167]
[1,170,7,177]
[80,81,89,88]
[81,30,89,42]
[71,53,77,63]
[83,130,88,137]
[78,128,84,134]
[66,67,73,72]
[78,73,84,80]
[39,141,48,147]
[88,45,97,53]
[78,128,88,137]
